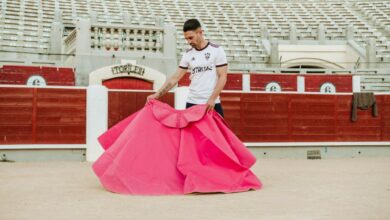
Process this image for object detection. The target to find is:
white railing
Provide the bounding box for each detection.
[62,23,165,54]
[63,29,77,54]
[90,24,164,52]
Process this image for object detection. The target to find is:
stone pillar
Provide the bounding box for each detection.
[90,11,97,24]
[242,72,251,92]
[352,75,361,92]
[49,21,63,54]
[54,10,62,22]
[86,85,108,162]
[174,86,189,110]
[290,23,297,43]
[123,12,130,25]
[346,24,354,41]
[75,18,92,85]
[260,24,269,39]
[155,16,164,27]
[318,23,325,44]
[297,76,305,93]
[163,24,177,59]
[76,18,92,54]
[269,38,279,67]
[366,38,377,68]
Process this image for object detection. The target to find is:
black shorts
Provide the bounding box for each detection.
[185,102,224,118]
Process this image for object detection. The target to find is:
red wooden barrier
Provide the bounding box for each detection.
[108,91,174,128]
[250,74,298,91]
[178,73,243,90]
[179,73,352,93]
[0,87,86,144]
[178,72,191,87]
[35,88,86,143]
[221,93,390,142]
[0,65,75,86]
[305,74,352,92]
[0,87,34,143]
[103,77,153,90]
[1,87,389,144]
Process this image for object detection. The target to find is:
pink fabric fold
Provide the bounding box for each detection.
[151,99,207,128]
[92,99,262,195]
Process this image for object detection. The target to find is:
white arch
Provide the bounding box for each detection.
[89,61,166,90]
[281,57,345,69]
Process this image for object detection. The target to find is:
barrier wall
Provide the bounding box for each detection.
[179,73,353,92]
[178,73,243,90]
[108,90,174,128]
[0,65,75,86]
[305,74,352,92]
[1,86,389,145]
[0,87,86,144]
[103,77,153,90]
[221,92,390,142]
[250,74,298,91]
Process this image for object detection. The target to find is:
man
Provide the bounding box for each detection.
[146,19,228,117]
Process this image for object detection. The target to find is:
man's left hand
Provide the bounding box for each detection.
[206,99,215,113]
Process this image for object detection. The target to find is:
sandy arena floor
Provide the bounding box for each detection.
[1,158,390,220]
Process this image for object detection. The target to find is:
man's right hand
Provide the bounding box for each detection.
[146,93,159,104]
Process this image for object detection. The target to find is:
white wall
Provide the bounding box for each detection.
[279,44,360,69]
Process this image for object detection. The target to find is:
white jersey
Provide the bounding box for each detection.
[179,42,228,104]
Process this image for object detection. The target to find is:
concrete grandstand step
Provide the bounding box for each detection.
[361,85,390,92]
[360,77,390,82]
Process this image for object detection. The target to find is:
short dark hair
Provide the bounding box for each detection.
[183,19,201,32]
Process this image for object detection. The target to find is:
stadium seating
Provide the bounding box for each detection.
[0,0,389,91]
[1,0,389,63]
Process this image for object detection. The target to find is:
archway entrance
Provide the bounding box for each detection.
[289,65,324,69]
[89,61,166,90]
[102,77,153,90]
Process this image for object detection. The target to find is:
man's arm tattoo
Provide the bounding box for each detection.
[157,82,172,98]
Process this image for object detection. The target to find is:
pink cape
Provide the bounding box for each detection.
[92,99,262,195]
